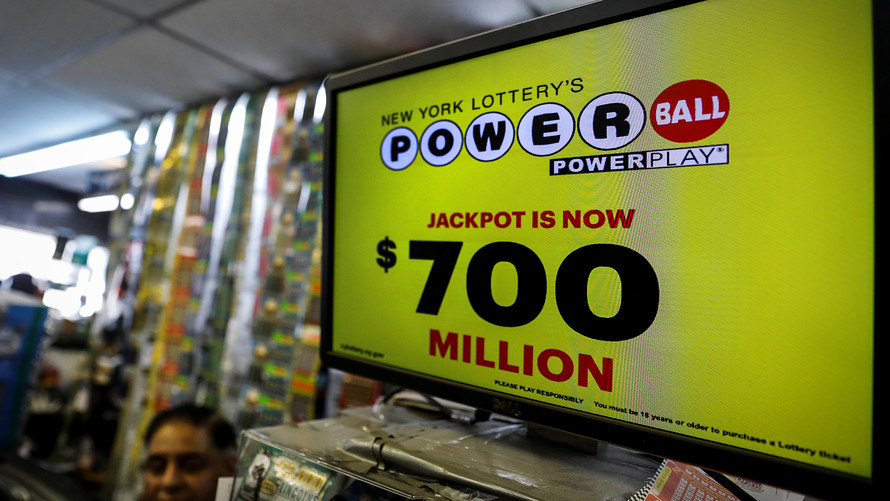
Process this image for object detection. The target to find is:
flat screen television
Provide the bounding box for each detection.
[321,0,879,498]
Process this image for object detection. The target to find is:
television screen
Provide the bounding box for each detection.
[321,0,878,497]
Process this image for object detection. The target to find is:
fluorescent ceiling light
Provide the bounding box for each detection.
[0,130,132,178]
[120,192,135,210]
[78,194,120,213]
[313,86,326,123]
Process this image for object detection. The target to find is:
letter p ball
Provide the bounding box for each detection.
[381,127,418,170]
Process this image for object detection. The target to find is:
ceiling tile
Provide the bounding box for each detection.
[94,0,201,19]
[160,0,538,82]
[24,158,127,195]
[522,0,598,16]
[0,0,136,76]
[0,68,17,88]
[0,83,129,157]
[45,27,266,116]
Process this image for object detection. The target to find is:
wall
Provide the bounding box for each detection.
[0,177,110,242]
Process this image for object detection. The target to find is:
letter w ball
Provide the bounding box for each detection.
[651,80,729,143]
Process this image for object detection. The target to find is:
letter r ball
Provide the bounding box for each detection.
[381,127,418,170]
[579,92,646,150]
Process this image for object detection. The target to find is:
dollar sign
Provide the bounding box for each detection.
[376,236,397,272]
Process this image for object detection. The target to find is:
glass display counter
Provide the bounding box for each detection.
[230,397,662,501]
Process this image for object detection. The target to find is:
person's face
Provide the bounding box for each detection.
[141,421,233,501]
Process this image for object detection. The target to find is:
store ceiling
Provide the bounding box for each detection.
[0,0,593,194]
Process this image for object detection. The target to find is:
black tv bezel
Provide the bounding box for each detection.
[320,0,880,498]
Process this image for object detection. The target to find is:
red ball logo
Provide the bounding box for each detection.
[650,80,729,143]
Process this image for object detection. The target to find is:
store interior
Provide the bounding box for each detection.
[1,1,594,499]
[0,1,875,500]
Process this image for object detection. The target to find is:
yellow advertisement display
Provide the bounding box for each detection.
[329,0,873,480]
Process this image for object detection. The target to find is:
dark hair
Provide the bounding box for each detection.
[144,403,237,453]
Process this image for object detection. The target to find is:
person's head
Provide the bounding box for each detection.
[141,403,237,501]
